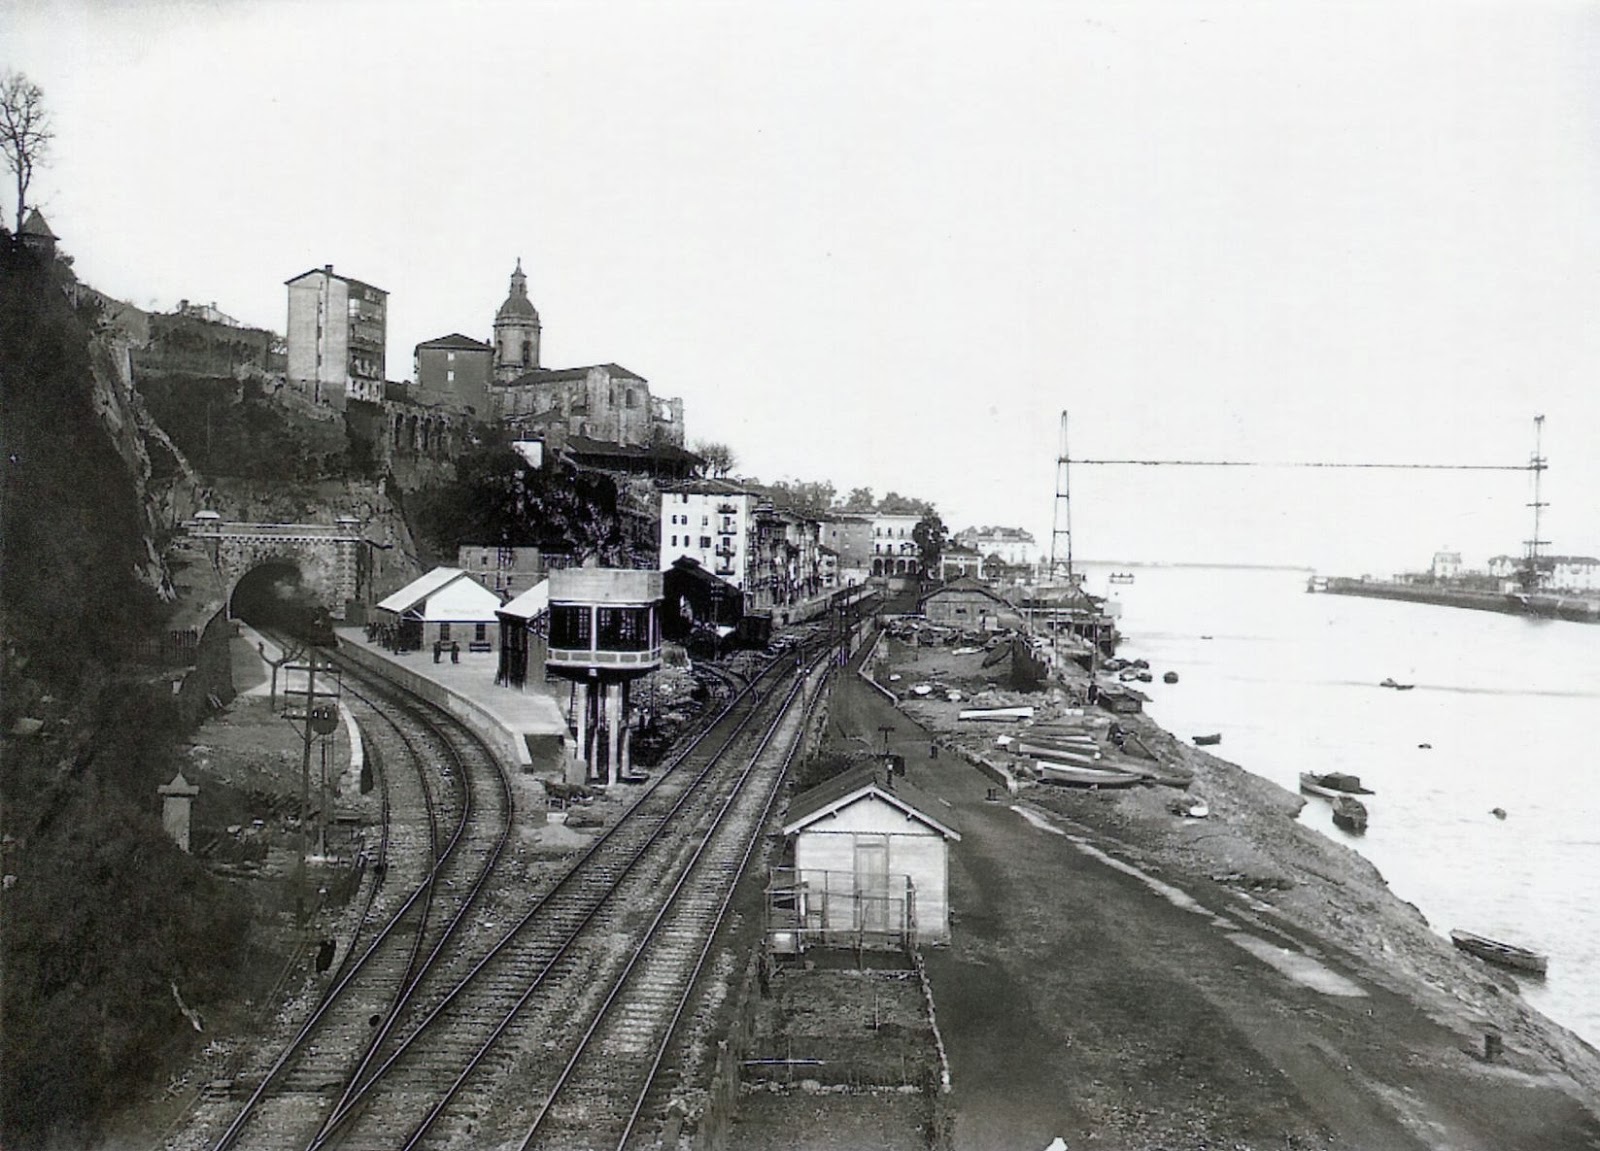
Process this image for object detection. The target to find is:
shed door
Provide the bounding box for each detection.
[854,836,890,932]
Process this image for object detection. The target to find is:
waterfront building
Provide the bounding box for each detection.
[542,566,663,786]
[1431,550,1463,581]
[918,576,1021,630]
[285,265,388,409]
[954,525,1039,569]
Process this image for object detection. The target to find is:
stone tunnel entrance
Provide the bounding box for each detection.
[230,561,333,645]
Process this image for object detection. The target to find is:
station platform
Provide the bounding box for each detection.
[332,628,570,772]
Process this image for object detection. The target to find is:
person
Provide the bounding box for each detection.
[450,641,460,664]
[433,640,442,663]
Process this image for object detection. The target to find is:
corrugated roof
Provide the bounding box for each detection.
[783,764,960,840]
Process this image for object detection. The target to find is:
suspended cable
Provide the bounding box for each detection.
[1070,458,1530,471]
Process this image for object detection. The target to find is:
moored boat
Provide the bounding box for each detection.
[1034,759,1146,788]
[1379,677,1415,690]
[1192,733,1222,746]
[1450,929,1548,975]
[1331,795,1367,832]
[1299,771,1375,798]
[1162,671,1179,684]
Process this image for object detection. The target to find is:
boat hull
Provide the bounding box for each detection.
[1450,929,1548,975]
[1034,760,1145,788]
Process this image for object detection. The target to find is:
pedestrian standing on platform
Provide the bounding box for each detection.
[451,641,460,664]
[433,640,442,663]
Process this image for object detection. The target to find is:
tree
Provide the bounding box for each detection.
[879,490,935,517]
[841,486,875,512]
[692,439,737,478]
[1,70,51,237]
[914,513,947,576]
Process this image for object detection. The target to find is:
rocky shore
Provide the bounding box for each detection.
[882,631,1600,1121]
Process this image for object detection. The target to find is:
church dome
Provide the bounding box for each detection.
[495,258,541,325]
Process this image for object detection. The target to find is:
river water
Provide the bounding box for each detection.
[1081,562,1600,1049]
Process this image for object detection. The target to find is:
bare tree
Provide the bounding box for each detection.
[1,70,51,237]
[692,439,737,479]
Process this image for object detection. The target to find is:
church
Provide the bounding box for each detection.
[486,261,684,449]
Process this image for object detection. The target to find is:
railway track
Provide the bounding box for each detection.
[166,651,515,1151]
[303,647,826,1150]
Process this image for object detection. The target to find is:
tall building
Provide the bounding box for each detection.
[493,258,542,382]
[285,265,387,408]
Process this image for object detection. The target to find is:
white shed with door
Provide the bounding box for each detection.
[781,765,960,947]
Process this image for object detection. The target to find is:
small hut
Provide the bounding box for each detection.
[776,765,960,951]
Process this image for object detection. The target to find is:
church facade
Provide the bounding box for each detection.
[484,261,684,449]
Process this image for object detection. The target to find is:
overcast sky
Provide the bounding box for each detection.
[9,0,1598,571]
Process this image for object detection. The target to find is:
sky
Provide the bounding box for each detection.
[8,0,1599,572]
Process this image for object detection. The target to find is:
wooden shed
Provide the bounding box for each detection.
[778,765,960,950]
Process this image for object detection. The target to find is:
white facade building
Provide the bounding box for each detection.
[660,480,759,589]
[871,513,924,577]
[285,265,387,408]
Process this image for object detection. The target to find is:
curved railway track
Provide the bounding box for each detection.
[167,650,515,1151]
[163,628,837,1151]
[303,647,827,1150]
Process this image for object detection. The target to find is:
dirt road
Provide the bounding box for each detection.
[826,648,1600,1151]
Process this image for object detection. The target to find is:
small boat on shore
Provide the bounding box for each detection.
[1331,795,1368,832]
[1450,929,1548,975]
[1163,671,1179,684]
[1035,759,1145,788]
[1379,678,1415,691]
[1299,771,1375,798]
[1017,741,1099,764]
[958,706,1035,722]
[1192,733,1222,747]
[1109,572,1135,585]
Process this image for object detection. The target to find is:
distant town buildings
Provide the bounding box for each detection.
[954,525,1038,569]
[285,264,388,408]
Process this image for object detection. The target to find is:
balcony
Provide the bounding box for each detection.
[546,644,662,671]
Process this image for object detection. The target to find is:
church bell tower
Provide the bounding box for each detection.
[493,258,542,382]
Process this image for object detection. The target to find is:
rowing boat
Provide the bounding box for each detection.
[1449,929,1548,975]
[1034,759,1145,788]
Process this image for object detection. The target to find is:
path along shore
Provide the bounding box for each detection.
[825,628,1600,1150]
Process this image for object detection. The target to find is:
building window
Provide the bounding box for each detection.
[447,351,456,362]
[475,622,487,642]
[598,606,652,651]
[438,622,451,640]
[549,605,591,648]
[447,369,455,382]
[700,536,712,548]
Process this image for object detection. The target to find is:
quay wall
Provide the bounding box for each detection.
[1318,578,1518,617]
